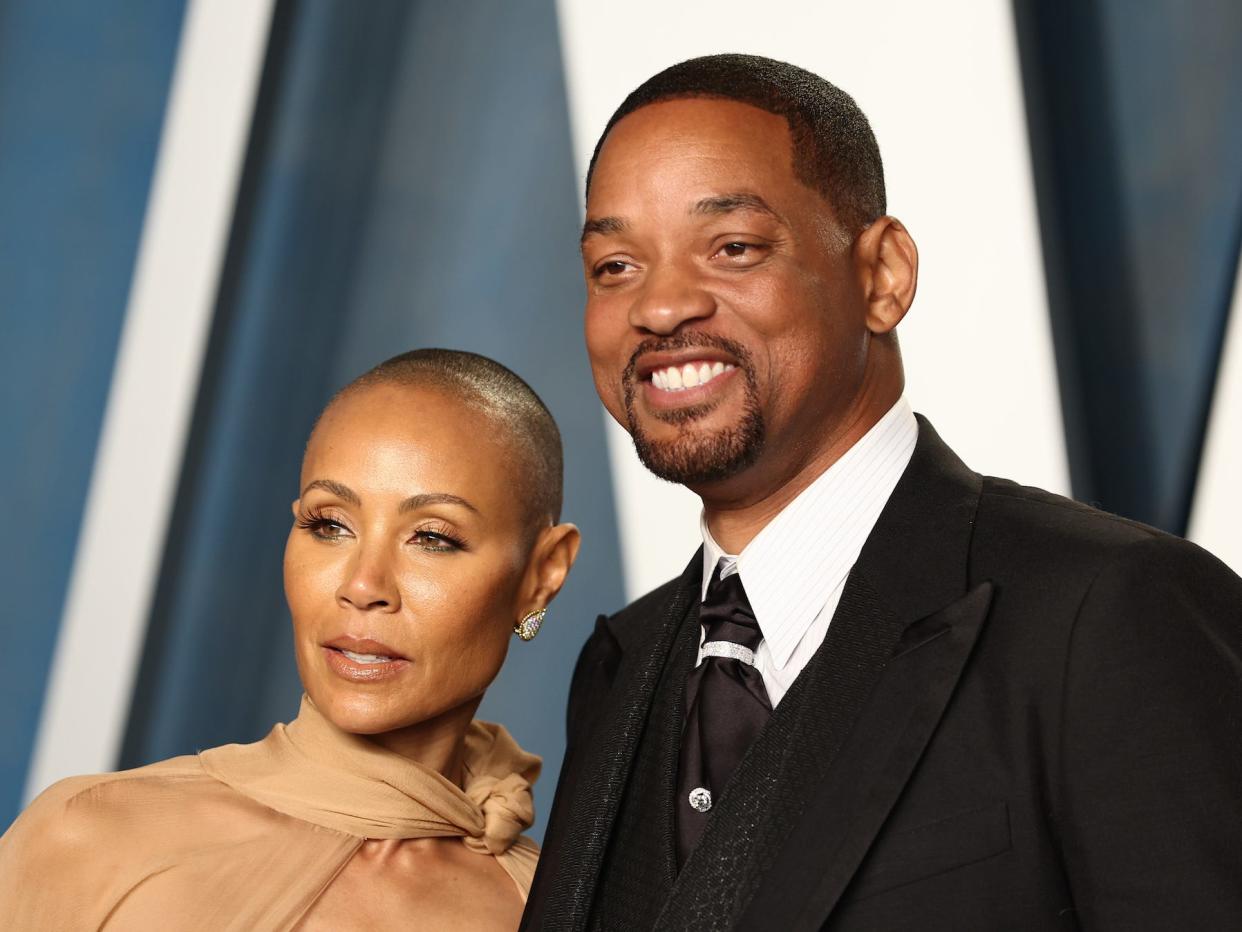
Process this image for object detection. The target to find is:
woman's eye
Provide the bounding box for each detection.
[302,517,352,541]
[410,530,462,552]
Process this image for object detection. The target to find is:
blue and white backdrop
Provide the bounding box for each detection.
[3,0,1240,837]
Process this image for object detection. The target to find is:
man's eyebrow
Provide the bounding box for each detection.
[580,215,629,245]
[399,492,479,515]
[300,479,359,504]
[692,193,787,224]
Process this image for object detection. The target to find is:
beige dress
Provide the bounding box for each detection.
[0,696,541,931]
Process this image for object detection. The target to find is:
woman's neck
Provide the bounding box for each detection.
[365,699,480,787]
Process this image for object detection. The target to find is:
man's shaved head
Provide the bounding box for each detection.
[323,349,563,531]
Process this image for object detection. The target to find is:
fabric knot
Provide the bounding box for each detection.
[462,772,535,856]
[700,567,763,650]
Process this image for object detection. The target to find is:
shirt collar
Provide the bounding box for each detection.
[699,398,918,669]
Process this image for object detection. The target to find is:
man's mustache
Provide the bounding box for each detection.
[621,334,753,386]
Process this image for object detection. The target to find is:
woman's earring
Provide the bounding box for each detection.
[514,608,546,641]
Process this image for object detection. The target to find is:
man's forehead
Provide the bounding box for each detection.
[581,191,789,245]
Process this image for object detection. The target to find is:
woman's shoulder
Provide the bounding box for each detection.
[497,834,541,899]
[0,755,222,924]
[4,755,211,857]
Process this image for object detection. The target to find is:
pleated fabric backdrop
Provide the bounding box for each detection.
[3,0,1240,837]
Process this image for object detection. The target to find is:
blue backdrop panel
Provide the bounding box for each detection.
[1015,0,1242,532]
[120,0,625,841]
[0,0,186,824]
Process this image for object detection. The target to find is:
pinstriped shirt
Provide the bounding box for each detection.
[698,398,919,706]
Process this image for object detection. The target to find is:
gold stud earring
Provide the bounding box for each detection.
[514,608,546,641]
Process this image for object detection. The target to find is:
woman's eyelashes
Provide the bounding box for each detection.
[296,508,353,541]
[409,526,467,553]
[295,506,468,552]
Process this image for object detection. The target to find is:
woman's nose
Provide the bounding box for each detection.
[335,548,400,612]
[627,264,716,335]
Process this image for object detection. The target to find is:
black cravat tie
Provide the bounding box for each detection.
[676,565,772,865]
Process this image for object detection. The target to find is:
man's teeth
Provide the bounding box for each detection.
[651,361,733,392]
[340,649,395,664]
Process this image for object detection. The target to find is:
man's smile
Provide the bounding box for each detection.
[625,340,750,419]
[649,360,736,391]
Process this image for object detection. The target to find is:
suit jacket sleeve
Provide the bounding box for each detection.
[1056,535,1242,928]
[565,613,623,754]
[519,614,623,930]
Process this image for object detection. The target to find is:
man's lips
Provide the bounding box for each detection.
[635,349,740,394]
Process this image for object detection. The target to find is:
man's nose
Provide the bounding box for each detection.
[336,546,400,612]
[627,263,716,335]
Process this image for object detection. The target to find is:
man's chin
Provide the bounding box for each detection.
[630,418,764,486]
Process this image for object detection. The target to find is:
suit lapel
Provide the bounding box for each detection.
[543,551,702,931]
[654,566,910,928]
[736,580,994,930]
[731,417,993,930]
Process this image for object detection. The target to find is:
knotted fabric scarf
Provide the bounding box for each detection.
[201,694,542,853]
[0,694,541,931]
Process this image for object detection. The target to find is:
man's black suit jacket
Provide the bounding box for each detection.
[522,418,1242,931]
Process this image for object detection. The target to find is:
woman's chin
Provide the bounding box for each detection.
[305,684,415,735]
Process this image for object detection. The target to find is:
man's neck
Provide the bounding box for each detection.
[699,394,901,554]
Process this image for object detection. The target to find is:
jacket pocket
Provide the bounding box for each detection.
[843,800,1011,902]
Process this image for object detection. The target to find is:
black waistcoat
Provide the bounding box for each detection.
[588,574,908,931]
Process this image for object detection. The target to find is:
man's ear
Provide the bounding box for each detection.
[854,216,919,335]
[520,523,582,617]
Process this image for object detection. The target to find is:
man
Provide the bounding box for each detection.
[522,54,1242,931]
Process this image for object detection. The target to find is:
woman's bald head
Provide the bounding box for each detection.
[317,349,563,533]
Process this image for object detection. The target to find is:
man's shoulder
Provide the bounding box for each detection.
[972,474,1235,592]
[978,474,1166,552]
[603,570,695,636]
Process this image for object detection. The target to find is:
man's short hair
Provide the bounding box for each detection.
[338,348,563,530]
[586,53,886,235]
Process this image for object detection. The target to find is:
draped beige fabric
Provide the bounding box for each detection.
[0,697,541,931]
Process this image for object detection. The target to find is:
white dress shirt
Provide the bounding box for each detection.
[698,398,919,706]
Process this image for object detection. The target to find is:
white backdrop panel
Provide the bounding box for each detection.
[1188,249,1242,574]
[25,0,275,801]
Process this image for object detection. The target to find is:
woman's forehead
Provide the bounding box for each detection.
[301,384,520,497]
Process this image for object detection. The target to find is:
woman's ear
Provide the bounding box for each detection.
[853,216,919,335]
[521,523,581,615]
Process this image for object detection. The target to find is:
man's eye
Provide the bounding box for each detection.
[718,241,764,260]
[593,260,632,278]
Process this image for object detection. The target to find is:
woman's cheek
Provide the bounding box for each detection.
[286,541,338,627]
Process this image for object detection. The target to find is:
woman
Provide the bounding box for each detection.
[0,349,580,930]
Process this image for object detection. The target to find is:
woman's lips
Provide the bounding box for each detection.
[321,636,409,682]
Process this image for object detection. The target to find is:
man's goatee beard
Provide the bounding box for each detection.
[630,409,766,485]
[622,346,766,485]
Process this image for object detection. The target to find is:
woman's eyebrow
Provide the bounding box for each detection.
[399,492,479,515]
[300,478,359,504]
